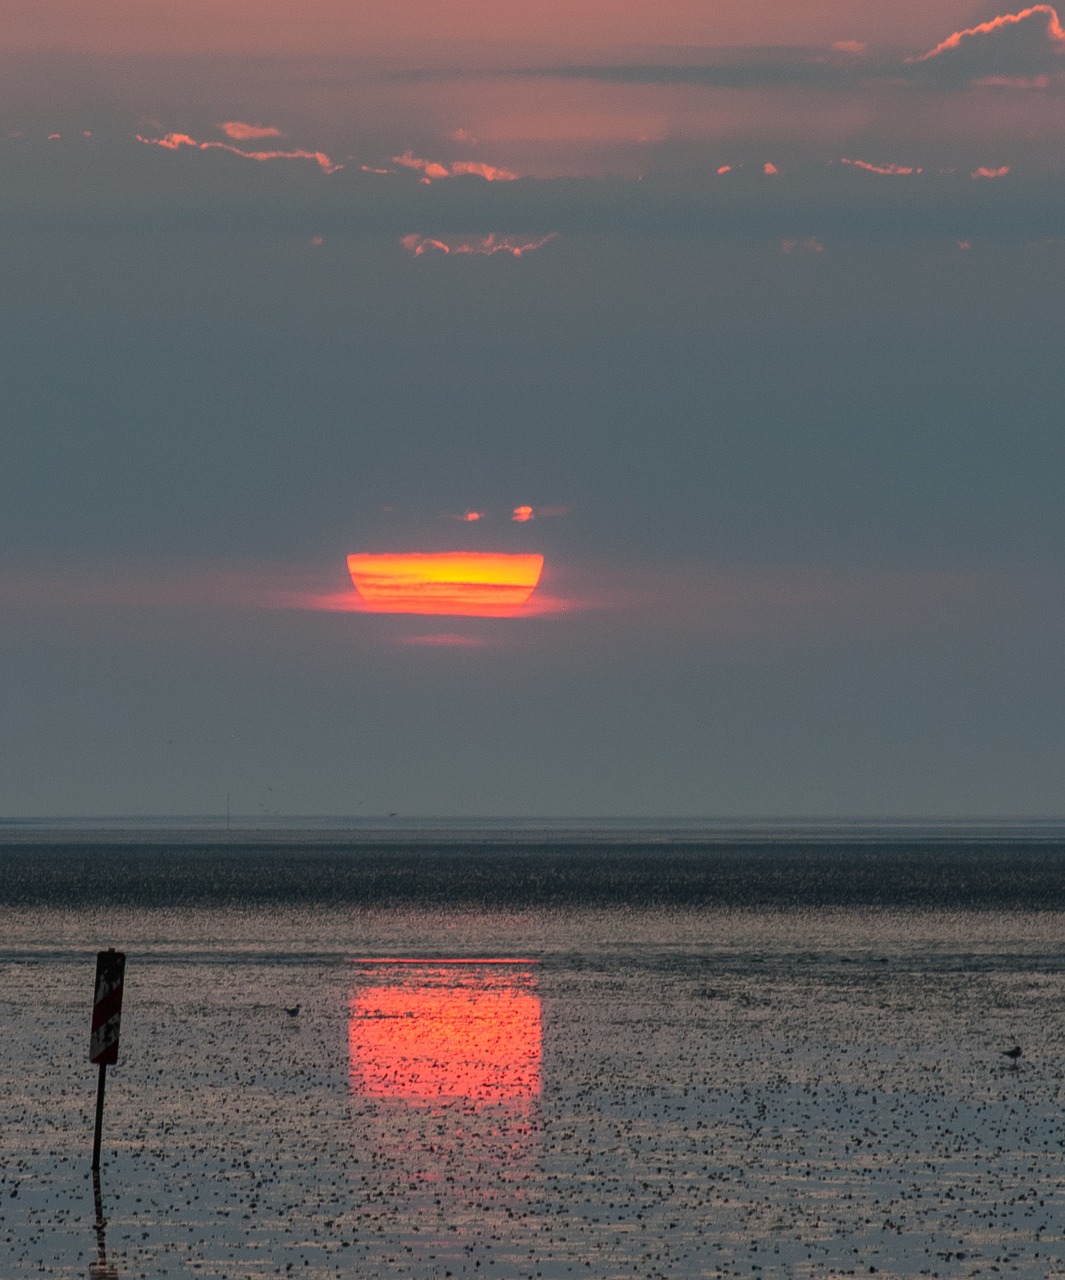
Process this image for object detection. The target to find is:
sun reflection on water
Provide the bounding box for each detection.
[349,959,541,1104]
[347,959,543,1257]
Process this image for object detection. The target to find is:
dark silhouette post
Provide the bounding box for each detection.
[89,950,125,1170]
[91,1065,108,1170]
[89,1167,119,1278]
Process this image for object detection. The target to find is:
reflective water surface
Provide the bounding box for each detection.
[350,959,541,1103]
[2,893,1065,1278]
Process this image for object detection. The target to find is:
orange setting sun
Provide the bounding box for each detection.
[347,551,545,616]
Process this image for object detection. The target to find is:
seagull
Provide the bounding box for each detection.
[1002,1045,1022,1067]
[285,1004,301,1018]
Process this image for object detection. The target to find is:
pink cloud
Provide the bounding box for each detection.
[391,150,517,182]
[512,504,569,522]
[136,131,341,174]
[449,160,519,182]
[392,151,450,181]
[840,157,919,176]
[912,5,1065,68]
[971,165,1011,178]
[442,509,488,523]
[399,233,449,255]
[400,233,557,258]
[218,121,284,141]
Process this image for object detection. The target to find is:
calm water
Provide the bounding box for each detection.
[2,825,1065,1278]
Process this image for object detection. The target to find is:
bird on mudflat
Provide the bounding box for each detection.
[285,1004,301,1017]
[1002,1045,1022,1066]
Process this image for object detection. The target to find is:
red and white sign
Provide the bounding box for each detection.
[90,950,125,1066]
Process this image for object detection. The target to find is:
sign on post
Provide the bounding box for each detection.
[90,950,125,1066]
[90,949,125,1170]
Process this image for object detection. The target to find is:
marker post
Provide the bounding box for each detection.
[89,949,125,1170]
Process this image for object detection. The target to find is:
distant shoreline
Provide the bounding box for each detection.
[4,815,1065,846]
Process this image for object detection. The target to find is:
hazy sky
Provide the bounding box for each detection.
[3,3,1065,818]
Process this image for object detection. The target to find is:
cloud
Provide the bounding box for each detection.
[218,121,284,141]
[397,10,1065,93]
[910,5,1065,77]
[439,505,567,523]
[449,160,519,182]
[392,150,449,181]
[400,233,557,257]
[512,504,569,521]
[4,133,1064,247]
[136,130,342,173]
[971,165,1011,178]
[392,150,517,182]
[840,158,919,176]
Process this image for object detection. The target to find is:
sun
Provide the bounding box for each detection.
[347,551,545,616]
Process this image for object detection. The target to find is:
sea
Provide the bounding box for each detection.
[2,819,1065,1279]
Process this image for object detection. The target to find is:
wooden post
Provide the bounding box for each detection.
[91,1063,107,1171]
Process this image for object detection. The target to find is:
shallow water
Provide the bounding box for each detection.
[3,838,1065,1278]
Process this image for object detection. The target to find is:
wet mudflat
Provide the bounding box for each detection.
[1,894,1064,1278]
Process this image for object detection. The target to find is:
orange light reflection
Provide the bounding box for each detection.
[349,962,541,1105]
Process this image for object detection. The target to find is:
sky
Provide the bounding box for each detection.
[3,2,1065,819]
